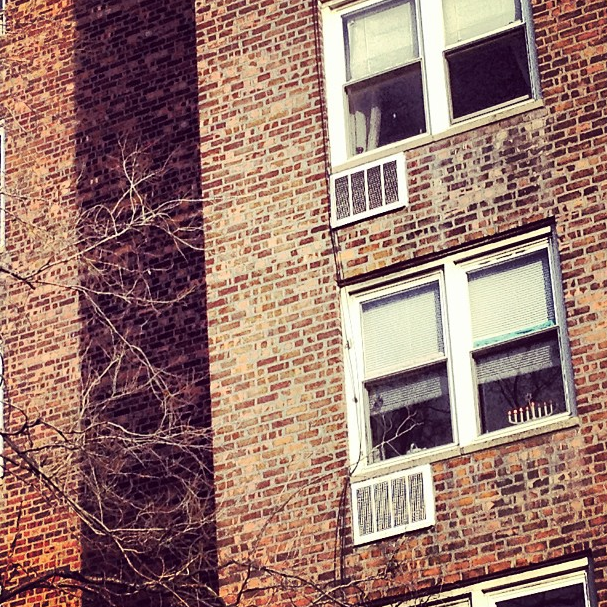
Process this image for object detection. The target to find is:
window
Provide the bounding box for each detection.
[417,559,594,607]
[343,230,573,468]
[485,566,592,607]
[322,0,539,163]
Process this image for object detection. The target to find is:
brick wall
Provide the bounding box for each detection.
[0,2,82,606]
[0,0,210,606]
[201,0,607,605]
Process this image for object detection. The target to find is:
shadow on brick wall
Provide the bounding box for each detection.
[73,2,218,606]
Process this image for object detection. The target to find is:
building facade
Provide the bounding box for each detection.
[0,0,606,607]
[201,0,607,605]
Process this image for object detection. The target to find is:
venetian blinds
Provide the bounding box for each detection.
[468,249,555,347]
[361,281,444,377]
[345,0,418,80]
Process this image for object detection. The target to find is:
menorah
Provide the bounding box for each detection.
[508,394,554,425]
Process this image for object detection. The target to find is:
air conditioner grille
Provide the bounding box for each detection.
[383,160,399,204]
[335,175,350,221]
[330,153,407,226]
[367,165,383,210]
[392,476,408,527]
[351,465,434,545]
[410,471,426,522]
[374,481,391,532]
[351,170,367,215]
[356,485,373,536]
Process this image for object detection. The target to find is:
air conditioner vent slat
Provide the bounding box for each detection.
[330,153,407,227]
[351,464,434,545]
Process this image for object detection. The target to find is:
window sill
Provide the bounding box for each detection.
[350,415,579,483]
[331,98,545,174]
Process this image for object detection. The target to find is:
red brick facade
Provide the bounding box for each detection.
[1,0,606,606]
[199,0,607,605]
[0,0,208,605]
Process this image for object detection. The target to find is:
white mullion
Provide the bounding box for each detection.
[418,0,451,133]
[443,260,478,445]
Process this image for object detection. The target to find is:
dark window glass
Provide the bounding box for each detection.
[347,64,426,154]
[447,27,531,120]
[367,363,452,460]
[475,332,566,434]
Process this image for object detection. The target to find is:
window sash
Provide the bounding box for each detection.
[442,0,522,45]
[344,0,419,81]
[361,279,444,378]
[467,248,556,347]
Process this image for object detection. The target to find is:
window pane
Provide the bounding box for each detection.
[476,332,566,433]
[345,0,418,81]
[347,63,426,154]
[443,0,522,45]
[468,249,555,347]
[447,27,531,120]
[367,363,452,460]
[496,582,586,607]
[362,281,443,377]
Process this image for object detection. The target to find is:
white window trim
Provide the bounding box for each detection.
[322,0,541,167]
[342,227,575,474]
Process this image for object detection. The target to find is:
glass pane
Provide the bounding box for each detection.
[347,63,426,154]
[367,363,452,460]
[447,28,531,120]
[362,280,443,377]
[443,0,522,45]
[496,582,586,607]
[468,249,555,347]
[476,332,566,433]
[345,0,418,81]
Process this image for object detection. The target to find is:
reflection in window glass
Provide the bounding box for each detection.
[367,363,453,460]
[475,332,566,433]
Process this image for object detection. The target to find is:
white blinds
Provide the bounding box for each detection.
[345,0,418,81]
[442,0,522,45]
[367,367,448,412]
[475,336,560,384]
[468,250,555,346]
[362,281,443,376]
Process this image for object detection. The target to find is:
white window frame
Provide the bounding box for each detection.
[484,570,592,607]
[342,227,574,472]
[412,558,594,607]
[0,127,5,249]
[322,0,540,167]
